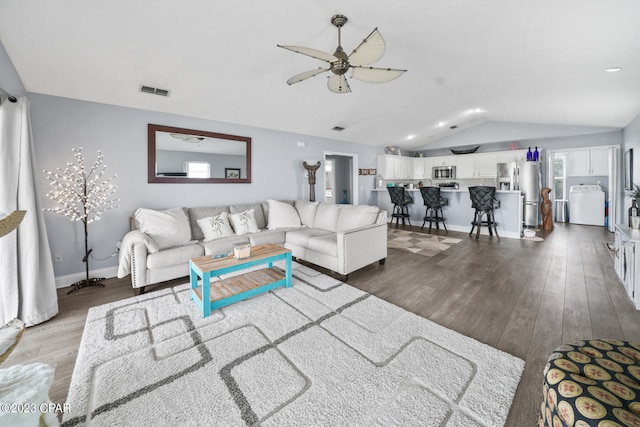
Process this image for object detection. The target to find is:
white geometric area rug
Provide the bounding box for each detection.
[387,228,463,257]
[62,262,524,427]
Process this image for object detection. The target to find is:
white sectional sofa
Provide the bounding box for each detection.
[117,199,387,293]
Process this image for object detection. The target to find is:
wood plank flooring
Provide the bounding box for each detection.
[4,222,640,426]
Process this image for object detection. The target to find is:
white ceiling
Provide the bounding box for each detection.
[1,0,639,150]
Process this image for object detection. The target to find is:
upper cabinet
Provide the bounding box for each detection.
[413,157,433,180]
[377,154,413,180]
[567,148,609,177]
[496,150,528,164]
[453,153,497,178]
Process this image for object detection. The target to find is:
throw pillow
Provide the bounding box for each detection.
[197,212,235,242]
[228,209,260,235]
[267,199,303,230]
[134,207,191,250]
[294,200,319,227]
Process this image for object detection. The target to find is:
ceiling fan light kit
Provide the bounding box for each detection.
[278,14,407,93]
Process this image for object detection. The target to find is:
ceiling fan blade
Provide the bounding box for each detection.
[286,67,330,85]
[277,45,337,63]
[327,74,351,94]
[351,66,407,83]
[349,28,386,65]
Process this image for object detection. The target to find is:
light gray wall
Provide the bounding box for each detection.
[26,93,382,277]
[623,114,640,186]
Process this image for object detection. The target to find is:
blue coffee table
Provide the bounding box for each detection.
[189,244,292,318]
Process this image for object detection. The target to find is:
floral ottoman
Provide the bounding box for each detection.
[540,339,640,427]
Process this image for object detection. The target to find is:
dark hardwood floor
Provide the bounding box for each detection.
[5,222,640,425]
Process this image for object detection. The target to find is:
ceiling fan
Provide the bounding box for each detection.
[170,133,207,143]
[277,14,407,93]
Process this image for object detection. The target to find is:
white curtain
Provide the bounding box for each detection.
[0,95,58,326]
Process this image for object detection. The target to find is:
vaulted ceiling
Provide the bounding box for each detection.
[1,1,638,149]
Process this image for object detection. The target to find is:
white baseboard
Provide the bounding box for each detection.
[55,266,119,289]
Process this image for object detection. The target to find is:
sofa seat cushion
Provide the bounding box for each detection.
[146,243,204,269]
[286,228,332,248]
[307,233,338,257]
[199,235,250,256]
[249,229,286,246]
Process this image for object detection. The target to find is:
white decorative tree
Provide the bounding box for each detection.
[43,147,119,293]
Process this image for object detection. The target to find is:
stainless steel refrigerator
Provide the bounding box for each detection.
[520,162,541,227]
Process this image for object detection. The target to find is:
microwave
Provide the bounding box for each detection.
[433,165,456,180]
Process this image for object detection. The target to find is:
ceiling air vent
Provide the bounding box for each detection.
[332,126,345,131]
[139,85,170,97]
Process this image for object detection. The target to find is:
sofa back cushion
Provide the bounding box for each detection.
[312,204,342,232]
[188,206,229,241]
[135,207,191,250]
[229,203,267,229]
[336,205,380,231]
[294,200,319,228]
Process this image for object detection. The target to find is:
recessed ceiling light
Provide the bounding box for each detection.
[437,121,447,127]
[472,108,484,113]
[405,134,416,140]
[605,67,622,72]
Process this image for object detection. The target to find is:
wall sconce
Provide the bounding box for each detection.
[303,161,321,202]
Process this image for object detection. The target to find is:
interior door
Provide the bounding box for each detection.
[324,152,358,205]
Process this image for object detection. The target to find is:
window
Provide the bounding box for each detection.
[552,153,567,200]
[185,161,210,178]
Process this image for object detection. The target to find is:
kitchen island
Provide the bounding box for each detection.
[374,188,524,239]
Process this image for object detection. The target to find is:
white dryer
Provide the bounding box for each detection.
[569,185,605,226]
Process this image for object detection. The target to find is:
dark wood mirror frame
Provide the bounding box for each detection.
[148,124,252,184]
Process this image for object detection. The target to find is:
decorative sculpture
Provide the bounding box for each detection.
[43,148,119,293]
[541,187,553,231]
[303,161,321,202]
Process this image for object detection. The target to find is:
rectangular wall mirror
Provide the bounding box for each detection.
[148,124,252,183]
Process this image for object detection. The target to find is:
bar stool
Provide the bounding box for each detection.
[469,186,500,240]
[387,186,413,228]
[419,186,448,232]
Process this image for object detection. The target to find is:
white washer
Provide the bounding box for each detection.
[569,185,605,226]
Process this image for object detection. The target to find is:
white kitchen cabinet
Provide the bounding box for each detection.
[614,225,640,310]
[475,153,498,177]
[377,155,413,180]
[431,155,456,166]
[413,157,433,180]
[496,150,527,164]
[452,155,476,179]
[590,147,609,176]
[568,148,609,176]
[452,153,497,178]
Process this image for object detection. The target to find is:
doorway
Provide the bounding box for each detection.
[324,152,358,205]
